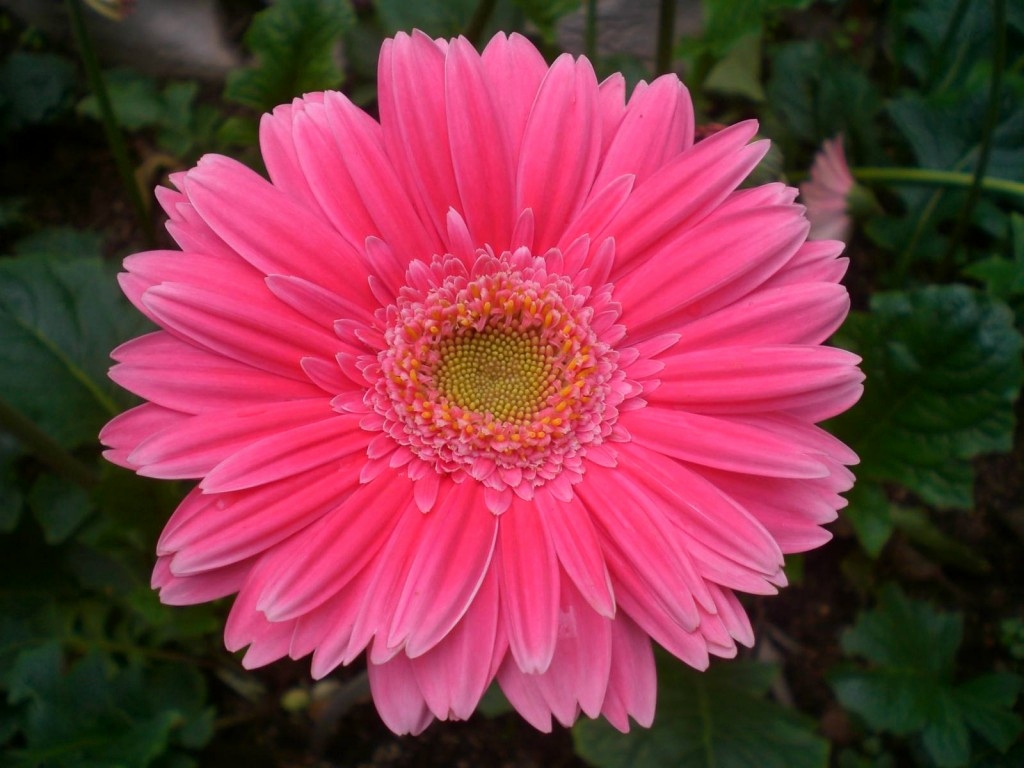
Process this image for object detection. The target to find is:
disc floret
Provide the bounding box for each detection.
[374,248,623,495]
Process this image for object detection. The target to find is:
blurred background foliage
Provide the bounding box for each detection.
[0,0,1021,766]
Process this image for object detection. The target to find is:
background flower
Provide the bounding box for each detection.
[800,134,856,241]
[100,31,862,735]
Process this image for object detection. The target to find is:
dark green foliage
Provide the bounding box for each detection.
[0,246,146,450]
[225,0,355,112]
[574,659,829,768]
[830,286,1023,509]
[831,586,1022,768]
[0,52,77,136]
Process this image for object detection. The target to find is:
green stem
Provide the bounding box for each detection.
[939,0,1005,272]
[66,0,153,244]
[463,0,497,47]
[851,167,1024,199]
[0,396,97,489]
[584,0,598,63]
[655,0,676,76]
[926,0,971,92]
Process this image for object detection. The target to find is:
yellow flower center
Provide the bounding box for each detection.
[434,328,558,423]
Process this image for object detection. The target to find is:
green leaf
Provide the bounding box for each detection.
[0,434,24,533]
[510,0,580,43]
[829,285,1023,509]
[842,482,894,557]
[0,246,147,450]
[574,659,828,768]
[831,585,1022,768]
[889,507,991,574]
[955,674,1023,752]
[964,213,1024,302]
[8,651,211,768]
[78,69,165,131]
[374,0,478,37]
[11,227,104,261]
[698,0,811,57]
[0,51,77,136]
[28,474,93,545]
[704,33,765,101]
[765,41,883,162]
[225,0,355,112]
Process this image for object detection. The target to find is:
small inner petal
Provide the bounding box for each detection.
[372,249,624,493]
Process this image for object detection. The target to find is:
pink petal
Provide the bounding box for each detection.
[166,455,365,574]
[378,31,458,243]
[535,491,615,618]
[624,407,831,479]
[577,465,713,630]
[367,654,434,736]
[152,554,251,605]
[480,32,549,170]
[670,282,850,350]
[322,91,441,264]
[110,331,322,414]
[99,403,187,469]
[652,345,864,416]
[141,282,343,381]
[600,120,766,276]
[617,444,784,577]
[388,482,499,657]
[616,204,808,334]
[126,398,334,480]
[182,155,376,316]
[533,573,613,723]
[516,53,602,250]
[594,74,693,188]
[445,37,514,249]
[498,497,560,674]
[410,563,501,720]
[259,97,323,215]
[600,612,656,731]
[255,476,413,621]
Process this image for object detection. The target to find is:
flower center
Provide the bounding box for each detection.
[434,328,554,422]
[372,249,623,493]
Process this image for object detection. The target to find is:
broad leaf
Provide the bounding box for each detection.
[842,482,893,558]
[0,244,147,450]
[0,52,76,136]
[831,586,1022,768]
[77,69,166,131]
[701,0,811,56]
[375,0,478,38]
[765,41,883,163]
[225,0,355,112]
[7,648,212,768]
[964,213,1024,304]
[829,285,1023,509]
[28,474,93,545]
[574,659,828,768]
[510,0,580,43]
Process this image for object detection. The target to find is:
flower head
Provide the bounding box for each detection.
[800,134,857,241]
[101,32,863,735]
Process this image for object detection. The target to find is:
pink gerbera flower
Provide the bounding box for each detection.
[800,135,856,241]
[101,31,863,735]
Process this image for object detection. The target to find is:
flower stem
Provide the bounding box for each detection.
[584,0,598,63]
[0,396,97,489]
[655,0,676,76]
[66,0,153,245]
[463,0,497,47]
[939,0,1006,271]
[851,167,1024,199]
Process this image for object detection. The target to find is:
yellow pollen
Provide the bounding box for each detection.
[434,328,553,422]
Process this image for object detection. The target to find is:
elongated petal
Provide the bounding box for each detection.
[388,483,499,657]
[499,497,560,673]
